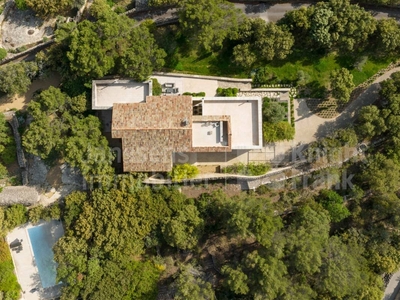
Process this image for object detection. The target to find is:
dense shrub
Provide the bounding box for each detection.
[216,87,238,97]
[182,92,206,97]
[222,162,271,176]
[152,78,162,96]
[28,205,44,224]
[262,98,287,123]
[290,96,295,127]
[15,0,27,10]
[28,204,62,224]
[149,0,179,6]
[0,240,20,300]
[0,48,7,61]
[263,121,295,142]
[1,141,17,165]
[318,190,351,223]
[4,205,27,230]
[252,68,277,86]
[168,164,199,182]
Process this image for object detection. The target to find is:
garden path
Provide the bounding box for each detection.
[0,72,61,112]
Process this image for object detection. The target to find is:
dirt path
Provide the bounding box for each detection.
[0,72,62,112]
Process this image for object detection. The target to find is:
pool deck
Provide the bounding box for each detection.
[6,220,64,300]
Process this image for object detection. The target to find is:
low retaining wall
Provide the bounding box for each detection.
[4,112,28,185]
[0,39,54,66]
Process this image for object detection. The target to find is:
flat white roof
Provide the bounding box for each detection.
[92,79,152,110]
[194,97,262,149]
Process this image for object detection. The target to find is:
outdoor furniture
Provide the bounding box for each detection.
[10,239,22,251]
[165,87,179,94]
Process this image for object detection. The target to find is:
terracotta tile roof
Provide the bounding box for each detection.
[112,96,193,172]
[113,96,192,130]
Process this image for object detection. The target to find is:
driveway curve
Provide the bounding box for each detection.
[271,67,400,163]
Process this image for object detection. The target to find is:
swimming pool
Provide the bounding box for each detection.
[27,221,64,289]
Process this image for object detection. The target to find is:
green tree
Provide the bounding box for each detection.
[0,113,11,154]
[315,236,366,298]
[244,251,289,299]
[263,121,295,143]
[330,68,355,103]
[162,204,204,250]
[118,25,166,81]
[175,265,215,300]
[310,6,334,49]
[233,19,294,68]
[67,20,116,79]
[317,189,350,222]
[0,164,7,179]
[357,105,387,138]
[285,205,330,276]
[26,0,74,17]
[332,127,358,147]
[314,0,376,52]
[179,0,243,52]
[89,259,160,300]
[374,19,400,55]
[23,87,112,177]
[4,205,27,230]
[22,112,64,159]
[168,164,199,182]
[0,239,21,300]
[227,196,282,247]
[0,48,7,60]
[66,0,165,80]
[0,62,38,96]
[231,44,257,69]
[28,205,44,224]
[361,153,400,194]
[278,7,313,46]
[54,186,173,299]
[262,99,287,123]
[221,266,249,295]
[64,115,114,179]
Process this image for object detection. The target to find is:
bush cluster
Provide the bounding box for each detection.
[216,87,238,97]
[182,92,206,97]
[0,240,20,300]
[152,78,162,96]
[0,48,7,61]
[222,162,271,176]
[290,96,295,127]
[168,164,199,182]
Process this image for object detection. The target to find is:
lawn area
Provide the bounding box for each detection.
[0,239,20,300]
[166,48,394,87]
[166,50,249,78]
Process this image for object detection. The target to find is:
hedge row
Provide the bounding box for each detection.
[182,92,206,97]
[216,87,238,97]
[222,162,271,176]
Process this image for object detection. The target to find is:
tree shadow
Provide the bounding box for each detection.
[299,81,327,99]
[334,55,356,69]
[244,3,272,14]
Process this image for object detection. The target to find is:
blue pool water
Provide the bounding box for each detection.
[27,221,64,289]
